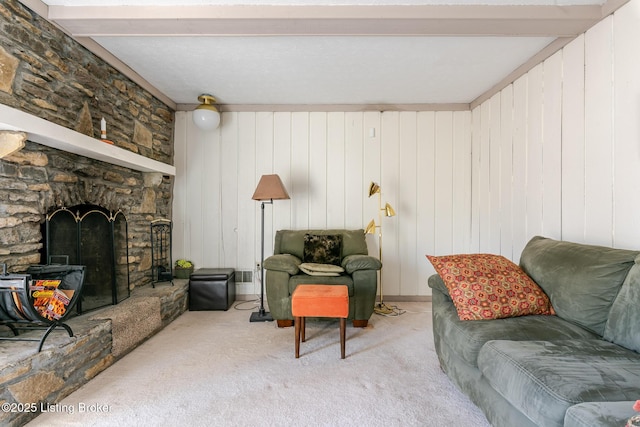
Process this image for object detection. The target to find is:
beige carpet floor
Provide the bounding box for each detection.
[26,301,490,427]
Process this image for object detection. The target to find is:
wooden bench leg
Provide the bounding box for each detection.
[301,317,306,342]
[294,316,301,358]
[340,318,346,359]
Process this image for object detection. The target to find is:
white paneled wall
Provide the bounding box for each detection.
[613,0,640,249]
[174,0,640,297]
[174,110,472,297]
[471,0,640,261]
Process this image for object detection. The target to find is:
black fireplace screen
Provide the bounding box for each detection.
[43,205,130,313]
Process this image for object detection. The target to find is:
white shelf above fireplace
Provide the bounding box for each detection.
[0,103,176,176]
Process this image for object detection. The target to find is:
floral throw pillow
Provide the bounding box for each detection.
[426,253,555,321]
[303,234,342,266]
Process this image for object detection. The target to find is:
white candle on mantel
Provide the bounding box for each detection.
[100,117,106,139]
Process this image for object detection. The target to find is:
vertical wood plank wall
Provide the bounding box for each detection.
[174,1,640,297]
[174,109,471,297]
[471,1,640,261]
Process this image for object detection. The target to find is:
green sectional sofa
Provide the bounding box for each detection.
[429,236,640,427]
[264,229,381,328]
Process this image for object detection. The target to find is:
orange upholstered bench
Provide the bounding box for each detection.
[291,284,349,359]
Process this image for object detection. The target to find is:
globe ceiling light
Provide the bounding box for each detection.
[192,94,220,131]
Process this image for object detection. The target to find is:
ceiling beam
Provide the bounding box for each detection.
[46,4,604,37]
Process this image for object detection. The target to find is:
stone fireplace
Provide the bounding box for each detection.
[0,0,175,289]
[0,3,182,426]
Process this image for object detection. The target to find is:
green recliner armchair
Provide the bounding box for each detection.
[263,229,382,328]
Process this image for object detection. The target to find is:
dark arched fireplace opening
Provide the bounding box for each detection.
[42,204,130,313]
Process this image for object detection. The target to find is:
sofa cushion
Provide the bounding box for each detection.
[427,253,554,321]
[604,255,640,353]
[564,401,639,427]
[429,275,599,368]
[478,339,640,427]
[303,234,342,265]
[520,236,639,336]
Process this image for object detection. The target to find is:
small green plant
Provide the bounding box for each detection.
[175,259,193,269]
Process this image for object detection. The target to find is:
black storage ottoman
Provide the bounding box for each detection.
[188,268,235,311]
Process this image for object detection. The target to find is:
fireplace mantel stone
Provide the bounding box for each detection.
[0,130,26,158]
[0,103,175,176]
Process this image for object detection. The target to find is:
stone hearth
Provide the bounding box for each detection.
[0,280,187,426]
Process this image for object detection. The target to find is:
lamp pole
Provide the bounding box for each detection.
[250,199,273,322]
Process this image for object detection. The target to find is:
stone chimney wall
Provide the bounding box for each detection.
[0,0,175,288]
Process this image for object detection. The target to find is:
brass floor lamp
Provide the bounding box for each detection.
[250,174,290,322]
[365,182,396,315]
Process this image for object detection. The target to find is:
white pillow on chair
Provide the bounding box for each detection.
[299,263,345,276]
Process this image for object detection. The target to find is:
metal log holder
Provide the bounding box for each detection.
[151,219,173,287]
[0,263,85,352]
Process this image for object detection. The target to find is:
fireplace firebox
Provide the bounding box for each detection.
[43,205,130,313]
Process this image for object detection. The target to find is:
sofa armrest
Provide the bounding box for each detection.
[263,254,301,275]
[342,255,382,274]
[428,274,450,298]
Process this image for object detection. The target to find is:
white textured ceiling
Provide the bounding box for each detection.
[95,36,555,106]
[34,0,614,109]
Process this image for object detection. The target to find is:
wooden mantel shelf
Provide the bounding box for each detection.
[0,103,176,176]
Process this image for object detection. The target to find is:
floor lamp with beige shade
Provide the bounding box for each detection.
[250,174,290,322]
